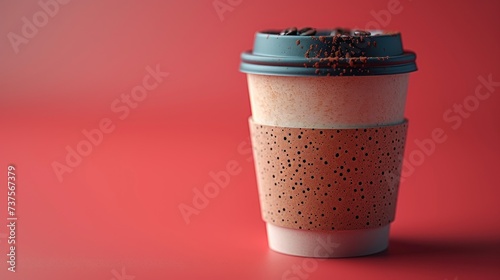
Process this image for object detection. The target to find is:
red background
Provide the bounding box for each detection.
[1,0,499,279]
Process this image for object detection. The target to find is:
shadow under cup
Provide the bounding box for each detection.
[241,29,417,258]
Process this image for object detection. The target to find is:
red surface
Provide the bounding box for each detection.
[1,0,499,279]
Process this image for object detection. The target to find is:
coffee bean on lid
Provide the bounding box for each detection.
[280,27,298,35]
[330,28,350,36]
[298,27,316,36]
[354,30,371,36]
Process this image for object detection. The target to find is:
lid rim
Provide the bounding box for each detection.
[240,63,417,76]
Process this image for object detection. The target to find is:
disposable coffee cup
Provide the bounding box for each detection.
[240,28,417,258]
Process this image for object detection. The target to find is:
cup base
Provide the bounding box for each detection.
[266,223,389,258]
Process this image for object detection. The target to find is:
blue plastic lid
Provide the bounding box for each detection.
[240,28,417,76]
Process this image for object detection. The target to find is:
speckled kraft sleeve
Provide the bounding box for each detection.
[249,119,408,231]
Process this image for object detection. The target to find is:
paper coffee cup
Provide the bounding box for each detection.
[240,28,417,257]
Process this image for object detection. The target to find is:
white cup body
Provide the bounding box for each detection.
[247,73,409,257]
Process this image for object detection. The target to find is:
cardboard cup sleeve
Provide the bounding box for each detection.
[249,119,408,231]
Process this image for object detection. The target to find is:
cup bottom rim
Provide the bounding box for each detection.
[266,223,390,258]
